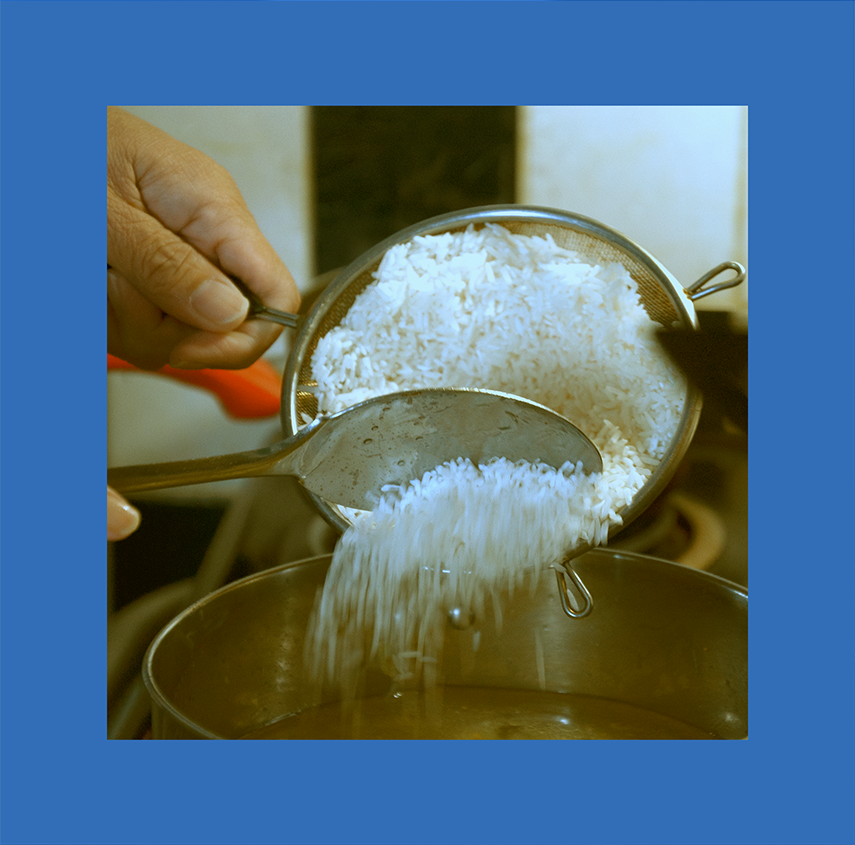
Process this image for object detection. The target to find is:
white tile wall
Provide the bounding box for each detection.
[517,106,748,319]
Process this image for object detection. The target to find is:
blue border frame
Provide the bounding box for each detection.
[1,2,853,844]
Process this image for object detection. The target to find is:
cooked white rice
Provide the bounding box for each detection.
[305,223,686,690]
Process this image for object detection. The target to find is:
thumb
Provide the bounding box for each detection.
[107,193,249,333]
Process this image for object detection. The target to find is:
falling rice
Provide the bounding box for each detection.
[304,223,686,692]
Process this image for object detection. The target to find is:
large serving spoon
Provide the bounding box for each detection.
[108,388,602,509]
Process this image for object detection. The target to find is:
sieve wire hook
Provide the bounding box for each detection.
[684,262,746,302]
[555,561,593,618]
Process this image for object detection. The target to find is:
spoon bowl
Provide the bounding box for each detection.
[107,388,602,510]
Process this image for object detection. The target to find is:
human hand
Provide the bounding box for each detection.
[107,106,301,371]
[108,107,301,540]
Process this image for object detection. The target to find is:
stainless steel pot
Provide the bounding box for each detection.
[143,548,747,740]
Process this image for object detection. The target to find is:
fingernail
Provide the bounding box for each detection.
[189,278,248,328]
[108,488,141,541]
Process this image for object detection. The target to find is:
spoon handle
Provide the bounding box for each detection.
[108,422,319,494]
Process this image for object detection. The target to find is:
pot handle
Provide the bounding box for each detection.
[107,354,281,419]
[684,262,746,302]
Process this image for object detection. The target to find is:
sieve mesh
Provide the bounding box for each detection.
[283,206,703,535]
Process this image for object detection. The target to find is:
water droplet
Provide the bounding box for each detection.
[447,607,475,630]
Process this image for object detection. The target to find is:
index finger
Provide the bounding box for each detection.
[179,198,302,317]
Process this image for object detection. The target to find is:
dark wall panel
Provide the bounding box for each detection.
[312,106,517,274]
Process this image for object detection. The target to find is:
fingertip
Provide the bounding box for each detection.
[108,487,141,541]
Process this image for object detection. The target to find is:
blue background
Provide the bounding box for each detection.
[1,2,853,844]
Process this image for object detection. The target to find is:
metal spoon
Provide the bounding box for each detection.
[108,388,602,509]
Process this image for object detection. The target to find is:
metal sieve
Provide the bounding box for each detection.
[279,204,745,536]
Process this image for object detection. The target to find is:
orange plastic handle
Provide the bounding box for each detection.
[107,354,281,419]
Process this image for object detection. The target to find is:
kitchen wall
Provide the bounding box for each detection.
[518,106,748,318]
[108,105,747,505]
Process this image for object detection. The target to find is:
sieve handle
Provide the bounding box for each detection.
[684,262,746,302]
[229,275,302,329]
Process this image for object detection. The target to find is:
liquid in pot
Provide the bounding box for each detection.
[240,687,717,740]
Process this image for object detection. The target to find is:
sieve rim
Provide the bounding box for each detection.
[281,204,703,536]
